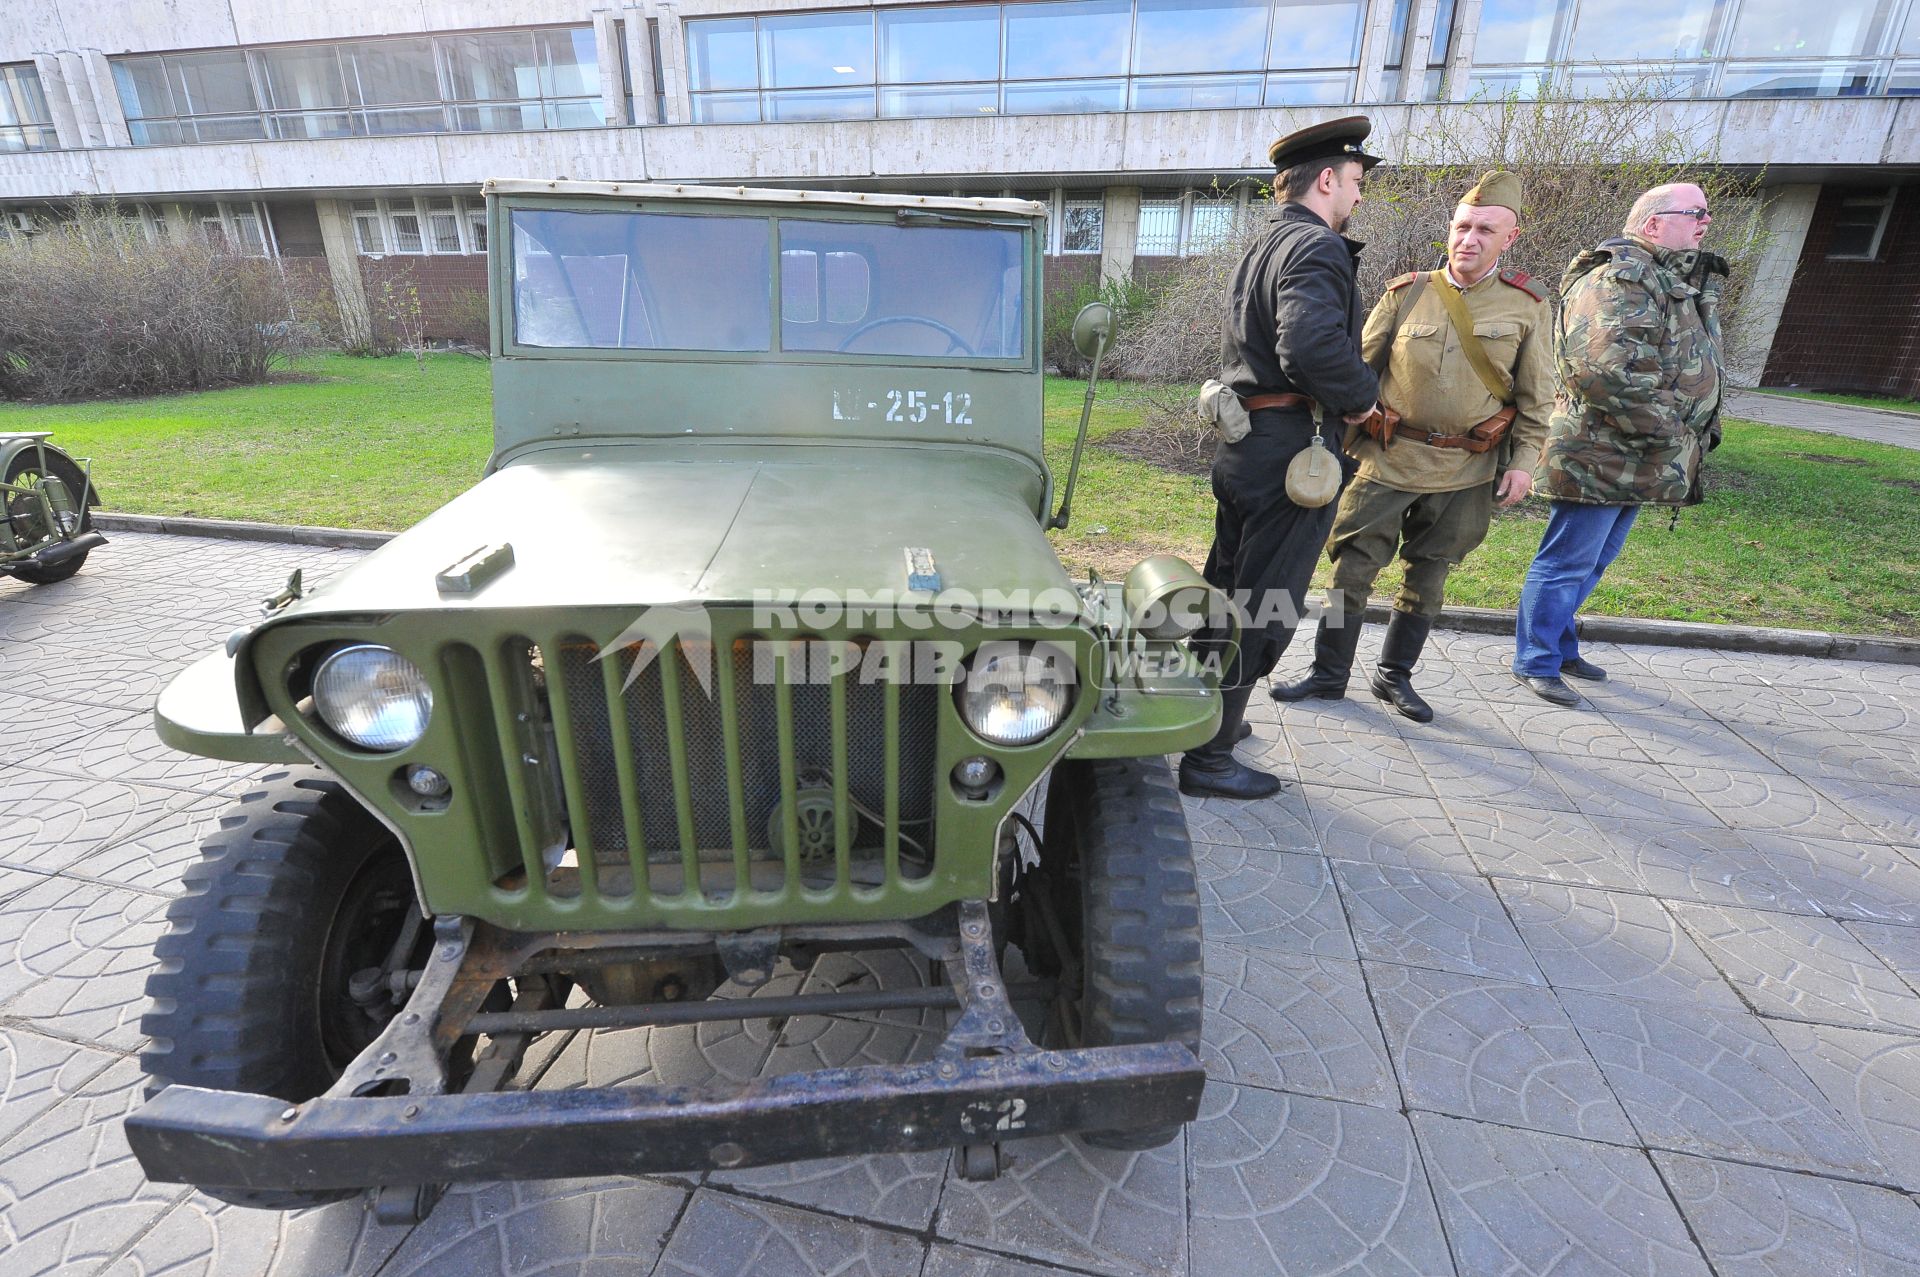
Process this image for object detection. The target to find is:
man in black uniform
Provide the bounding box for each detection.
[1181,116,1382,800]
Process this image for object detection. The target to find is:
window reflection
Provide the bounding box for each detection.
[881,84,1000,116]
[0,63,58,152]
[1266,70,1352,102]
[1003,79,1128,112]
[1719,61,1878,96]
[689,19,758,91]
[879,7,1000,83]
[1005,0,1132,79]
[1473,0,1567,64]
[1566,0,1715,61]
[1268,0,1366,69]
[760,12,873,89]
[1131,73,1264,109]
[1133,0,1268,76]
[1727,0,1892,60]
[115,29,599,145]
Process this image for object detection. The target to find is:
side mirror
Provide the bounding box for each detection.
[1049,302,1117,531]
[1070,302,1114,361]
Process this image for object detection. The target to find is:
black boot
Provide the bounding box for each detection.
[1369,611,1435,723]
[1271,614,1366,702]
[1180,685,1283,799]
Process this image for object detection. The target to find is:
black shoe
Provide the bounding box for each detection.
[1560,656,1608,682]
[1513,671,1581,706]
[1181,685,1283,799]
[1179,754,1284,799]
[1369,611,1435,723]
[1271,613,1366,702]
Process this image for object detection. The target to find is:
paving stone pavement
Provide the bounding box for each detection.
[5,531,1920,1276]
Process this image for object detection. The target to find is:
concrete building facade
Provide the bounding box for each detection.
[3,0,1918,392]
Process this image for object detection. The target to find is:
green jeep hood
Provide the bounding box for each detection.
[271,445,1063,619]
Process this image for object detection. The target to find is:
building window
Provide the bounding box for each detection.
[0,64,59,152]
[1136,187,1243,256]
[1062,192,1104,252]
[352,196,487,256]
[1828,188,1895,259]
[687,0,1366,122]
[189,202,278,257]
[113,27,603,145]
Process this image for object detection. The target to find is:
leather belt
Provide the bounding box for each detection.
[1392,422,1492,453]
[1240,392,1314,413]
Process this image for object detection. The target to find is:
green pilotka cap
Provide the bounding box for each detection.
[1461,170,1524,217]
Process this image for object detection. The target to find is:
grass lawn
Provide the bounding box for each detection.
[1753,387,1920,415]
[6,354,1917,637]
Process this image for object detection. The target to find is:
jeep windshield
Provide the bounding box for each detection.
[510,208,1028,361]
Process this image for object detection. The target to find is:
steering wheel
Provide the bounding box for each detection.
[836,314,976,356]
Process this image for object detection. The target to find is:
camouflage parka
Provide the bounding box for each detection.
[1539,234,1728,506]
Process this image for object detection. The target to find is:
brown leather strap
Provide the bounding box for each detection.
[1240,392,1313,413]
[1392,405,1517,455]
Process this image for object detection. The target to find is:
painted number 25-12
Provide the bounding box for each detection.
[832,389,973,426]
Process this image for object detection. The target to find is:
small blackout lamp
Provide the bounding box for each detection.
[1121,554,1219,641]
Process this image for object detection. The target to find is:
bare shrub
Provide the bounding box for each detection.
[1111,77,1776,465]
[0,201,319,401]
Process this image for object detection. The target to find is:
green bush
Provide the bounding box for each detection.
[1044,274,1153,378]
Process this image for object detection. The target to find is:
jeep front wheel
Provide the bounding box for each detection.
[140,767,425,1210]
[1041,756,1204,1151]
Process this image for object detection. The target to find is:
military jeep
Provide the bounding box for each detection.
[126,180,1225,1218]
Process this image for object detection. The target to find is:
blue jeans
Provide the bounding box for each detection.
[1513,501,1640,677]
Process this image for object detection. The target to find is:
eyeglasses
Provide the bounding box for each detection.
[1654,207,1712,221]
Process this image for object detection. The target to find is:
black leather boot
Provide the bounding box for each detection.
[1369,611,1435,723]
[1271,613,1366,702]
[1180,685,1283,799]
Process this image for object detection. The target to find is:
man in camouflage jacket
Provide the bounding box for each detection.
[1511,181,1728,705]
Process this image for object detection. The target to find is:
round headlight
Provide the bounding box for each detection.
[312,644,433,752]
[957,642,1075,746]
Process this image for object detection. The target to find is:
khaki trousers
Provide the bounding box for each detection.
[1326,477,1495,619]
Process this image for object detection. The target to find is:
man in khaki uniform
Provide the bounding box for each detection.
[1272,170,1552,722]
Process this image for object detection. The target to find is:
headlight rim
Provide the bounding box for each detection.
[955,639,1077,748]
[310,642,434,754]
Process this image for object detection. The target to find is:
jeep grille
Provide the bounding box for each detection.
[474,633,939,905]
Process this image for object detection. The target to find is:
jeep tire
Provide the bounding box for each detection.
[140,767,421,1210]
[1042,756,1204,1150]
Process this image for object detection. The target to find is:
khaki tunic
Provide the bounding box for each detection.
[1353,269,1554,493]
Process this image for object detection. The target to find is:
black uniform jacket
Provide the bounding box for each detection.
[1218,202,1378,417]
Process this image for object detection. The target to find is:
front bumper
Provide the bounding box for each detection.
[125,902,1204,1193]
[128,1041,1200,1189]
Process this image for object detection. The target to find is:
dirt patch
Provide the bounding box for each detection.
[1099,425,1212,478]
[1882,478,1920,492]
[1793,453,1870,466]
[1054,535,1209,581]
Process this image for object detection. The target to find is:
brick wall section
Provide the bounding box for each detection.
[359,254,491,346]
[1044,253,1100,298]
[1763,184,1920,398]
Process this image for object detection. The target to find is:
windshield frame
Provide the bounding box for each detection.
[492,194,1040,372]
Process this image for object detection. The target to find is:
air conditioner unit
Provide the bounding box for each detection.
[4,210,33,233]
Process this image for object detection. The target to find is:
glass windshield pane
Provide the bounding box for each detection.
[1134,0,1269,75]
[879,7,1000,83]
[1728,0,1891,59]
[1473,0,1566,64]
[1567,0,1717,60]
[760,12,874,89]
[1005,1,1132,79]
[777,220,1025,360]
[512,210,772,351]
[1269,0,1366,68]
